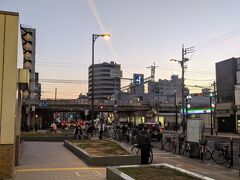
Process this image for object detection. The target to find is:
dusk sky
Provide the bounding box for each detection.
[1,0,240,99]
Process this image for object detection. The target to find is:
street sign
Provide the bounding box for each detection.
[84,109,89,116]
[133,74,144,85]
[39,102,48,107]
[110,70,122,78]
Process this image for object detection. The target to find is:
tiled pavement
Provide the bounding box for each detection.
[16,140,240,180]
[121,141,240,180]
[15,142,106,180]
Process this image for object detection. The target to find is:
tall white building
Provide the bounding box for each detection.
[88,61,122,100]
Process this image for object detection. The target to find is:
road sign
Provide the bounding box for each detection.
[85,109,89,116]
[133,74,144,85]
[39,102,48,107]
[110,70,122,78]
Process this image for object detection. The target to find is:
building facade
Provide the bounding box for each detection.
[215,57,240,133]
[88,61,122,100]
[147,75,182,105]
[20,25,41,100]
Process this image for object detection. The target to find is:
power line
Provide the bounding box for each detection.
[185,78,215,82]
[195,27,240,47]
[194,26,240,51]
[39,79,88,84]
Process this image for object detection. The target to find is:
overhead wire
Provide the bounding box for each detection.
[193,26,240,51]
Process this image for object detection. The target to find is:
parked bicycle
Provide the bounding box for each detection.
[199,139,212,161]
[180,136,191,157]
[131,143,153,164]
[211,141,232,168]
[163,136,177,153]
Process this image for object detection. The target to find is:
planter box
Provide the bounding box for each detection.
[64,140,141,166]
[22,136,74,142]
[106,163,215,180]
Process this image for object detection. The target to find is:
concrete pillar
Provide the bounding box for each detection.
[15,90,22,165]
[0,11,19,179]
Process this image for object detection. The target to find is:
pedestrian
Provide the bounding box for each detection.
[98,119,104,139]
[137,126,151,164]
[50,122,57,133]
[77,125,82,140]
[74,125,78,140]
[122,124,127,140]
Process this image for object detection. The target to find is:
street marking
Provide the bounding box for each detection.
[16,167,105,173]
[95,170,102,175]
[153,152,170,155]
[75,171,80,176]
[163,156,184,159]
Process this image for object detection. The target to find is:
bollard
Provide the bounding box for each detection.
[230,137,233,167]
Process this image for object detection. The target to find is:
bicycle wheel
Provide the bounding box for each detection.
[164,142,173,152]
[158,139,164,150]
[202,147,212,160]
[225,160,231,168]
[225,151,231,168]
[131,144,140,154]
[148,149,153,164]
[212,149,226,164]
[181,144,190,157]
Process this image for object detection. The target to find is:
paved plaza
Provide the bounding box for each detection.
[15,142,106,180]
[15,140,239,180]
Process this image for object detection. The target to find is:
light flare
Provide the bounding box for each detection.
[86,0,119,59]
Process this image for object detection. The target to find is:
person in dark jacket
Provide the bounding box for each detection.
[137,126,151,164]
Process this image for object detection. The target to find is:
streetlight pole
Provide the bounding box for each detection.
[174,91,178,131]
[91,33,110,123]
[210,92,213,135]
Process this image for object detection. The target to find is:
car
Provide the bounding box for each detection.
[136,123,163,141]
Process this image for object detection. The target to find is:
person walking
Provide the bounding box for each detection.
[138,126,151,164]
[98,119,105,139]
[74,125,79,140]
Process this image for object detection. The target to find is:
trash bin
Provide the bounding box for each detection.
[189,142,200,158]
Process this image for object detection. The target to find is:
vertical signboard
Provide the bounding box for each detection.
[187,119,203,142]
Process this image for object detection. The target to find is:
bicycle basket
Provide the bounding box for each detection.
[199,139,207,146]
[165,137,171,142]
[178,136,185,142]
[214,141,222,150]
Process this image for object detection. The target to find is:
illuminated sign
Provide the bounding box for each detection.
[180,107,214,115]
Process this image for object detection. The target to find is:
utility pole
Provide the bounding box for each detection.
[182,45,195,133]
[147,62,159,109]
[171,44,194,133]
[55,88,57,101]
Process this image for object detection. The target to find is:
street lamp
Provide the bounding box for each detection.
[91,33,110,123]
[186,95,192,119]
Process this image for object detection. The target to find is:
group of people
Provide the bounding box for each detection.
[74,121,95,140]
